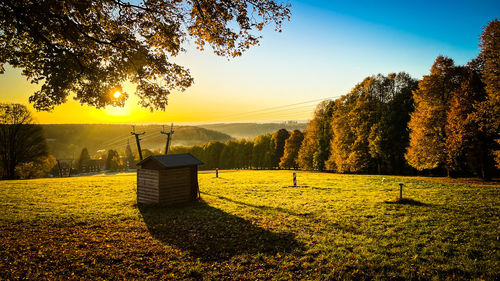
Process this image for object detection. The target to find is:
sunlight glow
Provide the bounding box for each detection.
[105,105,129,116]
[113,91,121,98]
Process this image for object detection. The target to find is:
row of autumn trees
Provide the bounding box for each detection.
[173,19,499,178]
[169,129,304,170]
[170,72,415,173]
[405,19,499,178]
[303,19,499,178]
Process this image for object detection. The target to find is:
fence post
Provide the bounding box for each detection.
[216,168,219,178]
[399,182,404,199]
[293,172,297,187]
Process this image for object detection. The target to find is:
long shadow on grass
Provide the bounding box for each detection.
[203,192,312,217]
[138,200,303,261]
[384,198,429,206]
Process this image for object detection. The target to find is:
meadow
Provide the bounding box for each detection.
[0,171,498,280]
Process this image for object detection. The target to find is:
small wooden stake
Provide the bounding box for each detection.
[399,182,404,199]
[293,172,297,187]
[216,168,218,178]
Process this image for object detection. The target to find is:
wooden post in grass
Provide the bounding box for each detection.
[216,168,218,178]
[399,182,404,199]
[293,172,297,187]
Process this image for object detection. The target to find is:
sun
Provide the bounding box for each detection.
[113,91,121,98]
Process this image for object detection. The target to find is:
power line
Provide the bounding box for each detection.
[98,134,133,149]
[206,95,340,122]
[96,132,130,148]
[243,104,317,118]
[99,125,167,150]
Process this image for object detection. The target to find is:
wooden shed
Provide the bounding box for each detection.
[136,153,203,205]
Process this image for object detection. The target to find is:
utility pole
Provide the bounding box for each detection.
[161,123,175,155]
[131,125,146,161]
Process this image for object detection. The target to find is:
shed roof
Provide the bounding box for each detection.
[137,153,203,168]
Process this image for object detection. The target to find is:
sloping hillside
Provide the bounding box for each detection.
[198,122,307,139]
[42,124,232,158]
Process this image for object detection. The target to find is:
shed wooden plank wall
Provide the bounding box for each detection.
[158,167,192,204]
[137,169,159,204]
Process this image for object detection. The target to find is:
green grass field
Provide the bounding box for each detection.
[0,171,498,280]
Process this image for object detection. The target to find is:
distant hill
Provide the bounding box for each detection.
[198,122,307,139]
[42,124,232,159]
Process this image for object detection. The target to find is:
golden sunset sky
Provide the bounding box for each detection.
[1,1,497,124]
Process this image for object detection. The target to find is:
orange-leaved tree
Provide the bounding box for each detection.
[271,129,290,169]
[297,100,335,171]
[405,56,464,174]
[279,129,304,170]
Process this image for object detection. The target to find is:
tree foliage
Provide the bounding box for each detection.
[0,0,290,111]
[327,73,417,174]
[405,47,498,178]
[271,129,290,168]
[219,140,238,169]
[368,73,417,174]
[105,149,120,171]
[475,19,500,169]
[15,155,57,179]
[279,130,304,169]
[252,134,272,169]
[405,57,464,172]
[204,141,225,169]
[170,138,253,170]
[297,100,334,171]
[0,103,48,179]
[76,147,91,172]
[329,78,377,173]
[219,139,254,169]
[444,63,491,177]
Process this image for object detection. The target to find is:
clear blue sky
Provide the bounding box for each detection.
[296,0,498,50]
[1,0,498,123]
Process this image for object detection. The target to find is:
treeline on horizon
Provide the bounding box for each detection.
[171,20,500,178]
[199,122,307,139]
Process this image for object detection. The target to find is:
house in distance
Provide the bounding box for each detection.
[136,153,204,205]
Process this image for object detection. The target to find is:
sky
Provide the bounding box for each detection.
[0,0,498,124]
